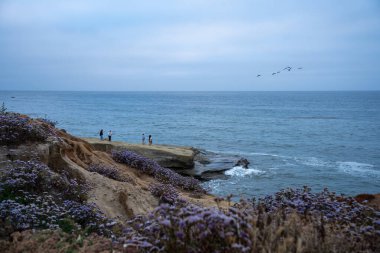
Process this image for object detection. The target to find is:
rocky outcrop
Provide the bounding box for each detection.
[84,139,250,181]
[84,138,196,170]
[235,158,250,169]
[84,139,254,181]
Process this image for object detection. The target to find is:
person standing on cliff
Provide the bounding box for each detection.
[148,135,152,145]
[142,133,146,145]
[108,130,112,141]
[99,129,104,140]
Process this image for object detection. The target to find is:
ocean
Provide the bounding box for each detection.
[1,91,379,197]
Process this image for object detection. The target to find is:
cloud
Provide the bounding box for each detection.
[0,0,101,26]
[0,0,379,90]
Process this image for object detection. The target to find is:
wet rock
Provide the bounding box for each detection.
[194,150,211,165]
[197,169,230,181]
[193,151,239,181]
[235,158,250,169]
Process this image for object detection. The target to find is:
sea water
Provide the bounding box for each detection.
[1,91,379,197]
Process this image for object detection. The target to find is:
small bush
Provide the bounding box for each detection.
[88,164,131,183]
[0,102,7,114]
[149,183,180,204]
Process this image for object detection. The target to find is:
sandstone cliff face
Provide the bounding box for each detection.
[0,127,218,221]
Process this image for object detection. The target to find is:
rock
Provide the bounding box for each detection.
[192,151,240,181]
[235,158,250,169]
[197,169,230,181]
[84,138,196,170]
[194,150,211,165]
[84,138,247,181]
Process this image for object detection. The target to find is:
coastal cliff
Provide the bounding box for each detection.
[0,114,221,221]
[0,112,379,253]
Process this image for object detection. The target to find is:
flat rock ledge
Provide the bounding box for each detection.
[83,138,197,171]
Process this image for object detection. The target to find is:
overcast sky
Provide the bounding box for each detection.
[0,0,379,91]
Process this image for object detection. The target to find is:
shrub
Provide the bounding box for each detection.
[0,160,87,202]
[0,160,117,237]
[149,183,180,204]
[88,164,131,183]
[0,102,7,114]
[252,186,378,228]
[0,193,116,237]
[122,188,380,253]
[0,113,55,145]
[36,117,58,127]
[125,203,253,252]
[112,150,205,193]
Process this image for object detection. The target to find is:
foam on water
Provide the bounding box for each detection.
[225,166,265,177]
[296,157,330,167]
[249,152,283,158]
[337,162,379,178]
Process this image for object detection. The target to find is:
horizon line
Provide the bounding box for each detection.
[1,90,380,92]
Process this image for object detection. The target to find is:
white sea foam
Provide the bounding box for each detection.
[296,157,330,167]
[225,166,265,177]
[337,161,379,178]
[250,152,281,157]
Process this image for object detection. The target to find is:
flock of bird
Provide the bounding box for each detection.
[256,66,303,77]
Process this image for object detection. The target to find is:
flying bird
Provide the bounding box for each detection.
[261,65,304,78]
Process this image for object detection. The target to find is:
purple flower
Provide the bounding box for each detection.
[112,150,206,193]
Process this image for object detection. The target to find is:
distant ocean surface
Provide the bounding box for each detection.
[1,91,379,197]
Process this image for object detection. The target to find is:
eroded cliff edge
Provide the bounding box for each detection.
[0,118,220,222]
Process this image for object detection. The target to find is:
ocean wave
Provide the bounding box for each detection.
[225,166,265,177]
[337,161,379,178]
[249,152,283,157]
[295,157,330,167]
[290,116,338,120]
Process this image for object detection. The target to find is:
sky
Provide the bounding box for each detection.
[0,0,379,91]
